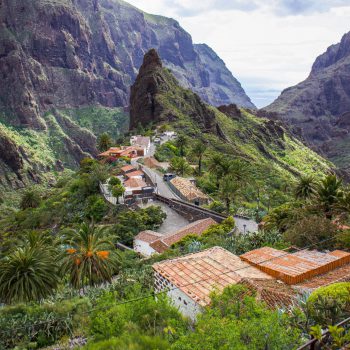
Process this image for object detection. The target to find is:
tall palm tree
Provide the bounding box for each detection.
[192,141,207,176]
[175,134,187,157]
[294,175,318,201]
[61,222,120,289]
[317,175,343,219]
[97,133,113,152]
[219,175,240,213]
[0,246,60,303]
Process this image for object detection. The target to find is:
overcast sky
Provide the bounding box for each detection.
[126,0,350,107]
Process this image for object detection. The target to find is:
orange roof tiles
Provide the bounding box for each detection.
[125,170,144,178]
[124,178,147,189]
[135,230,163,243]
[149,218,217,253]
[121,165,136,173]
[153,247,273,306]
[241,247,350,285]
[170,177,208,201]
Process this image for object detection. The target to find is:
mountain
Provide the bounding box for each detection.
[263,31,350,172]
[0,0,254,191]
[130,49,332,187]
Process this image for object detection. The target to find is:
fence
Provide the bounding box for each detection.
[297,317,350,350]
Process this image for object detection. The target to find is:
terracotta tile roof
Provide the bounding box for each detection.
[126,170,144,178]
[98,147,121,157]
[121,165,136,173]
[295,263,350,292]
[134,230,164,243]
[124,178,147,189]
[241,247,350,285]
[153,247,273,306]
[149,218,217,253]
[239,278,298,309]
[170,177,208,201]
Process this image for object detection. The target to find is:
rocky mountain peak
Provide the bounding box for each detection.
[140,48,163,72]
[311,31,350,74]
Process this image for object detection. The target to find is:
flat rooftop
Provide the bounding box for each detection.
[240,247,350,285]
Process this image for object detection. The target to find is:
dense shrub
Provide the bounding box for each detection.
[307,283,350,326]
[0,298,91,349]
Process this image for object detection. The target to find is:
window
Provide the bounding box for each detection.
[178,297,182,301]
[183,300,188,305]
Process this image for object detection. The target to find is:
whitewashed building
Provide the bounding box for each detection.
[130,135,151,155]
[152,247,274,320]
[133,218,216,257]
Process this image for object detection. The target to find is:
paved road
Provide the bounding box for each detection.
[138,200,190,234]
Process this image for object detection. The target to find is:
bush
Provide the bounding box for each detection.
[0,298,91,349]
[85,334,170,350]
[283,215,338,249]
[307,283,350,326]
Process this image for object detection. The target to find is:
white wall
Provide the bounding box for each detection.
[154,271,202,321]
[134,239,157,257]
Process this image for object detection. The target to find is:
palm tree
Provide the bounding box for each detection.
[20,189,41,210]
[317,175,343,219]
[175,134,187,157]
[97,133,112,152]
[294,175,318,201]
[61,222,120,289]
[170,157,191,176]
[192,141,207,176]
[208,154,224,189]
[0,246,60,303]
[219,175,240,213]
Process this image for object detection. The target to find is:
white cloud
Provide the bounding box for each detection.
[127,0,350,107]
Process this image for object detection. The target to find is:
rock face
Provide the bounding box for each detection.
[130,49,217,133]
[0,0,254,190]
[263,31,350,171]
[0,0,254,131]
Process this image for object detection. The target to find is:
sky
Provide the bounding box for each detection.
[126,0,350,107]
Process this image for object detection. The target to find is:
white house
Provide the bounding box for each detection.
[133,230,164,257]
[152,247,274,320]
[133,218,216,257]
[130,135,151,155]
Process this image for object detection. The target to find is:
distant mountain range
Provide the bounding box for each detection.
[0,0,254,190]
[263,31,350,173]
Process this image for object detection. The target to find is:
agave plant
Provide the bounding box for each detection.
[61,222,120,289]
[0,246,60,303]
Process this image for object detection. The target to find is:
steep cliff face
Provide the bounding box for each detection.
[130,49,217,132]
[0,0,254,190]
[130,49,332,184]
[263,31,350,171]
[0,0,253,130]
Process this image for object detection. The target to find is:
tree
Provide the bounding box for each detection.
[294,175,318,201]
[219,175,240,213]
[170,157,191,176]
[208,154,225,189]
[20,189,41,210]
[108,177,121,192]
[283,215,338,249]
[0,246,60,303]
[61,222,120,289]
[97,133,113,152]
[175,134,188,157]
[172,285,301,350]
[316,175,343,219]
[192,141,207,176]
[111,184,125,204]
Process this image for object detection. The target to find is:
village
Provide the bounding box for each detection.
[97,131,350,324]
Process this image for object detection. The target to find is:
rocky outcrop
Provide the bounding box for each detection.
[263,31,350,171]
[218,104,242,120]
[130,49,217,133]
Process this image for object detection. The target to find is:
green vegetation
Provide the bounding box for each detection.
[265,174,350,249]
